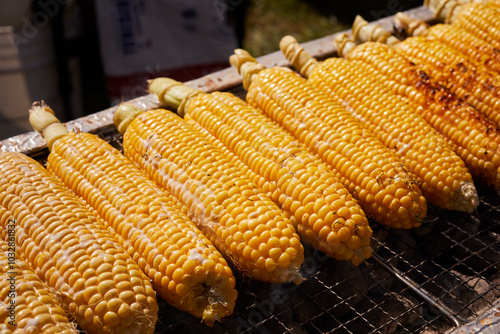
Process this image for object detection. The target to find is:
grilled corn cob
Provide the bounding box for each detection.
[425,0,500,49]
[353,15,500,129]
[0,226,78,334]
[113,104,305,284]
[483,0,500,7]
[395,37,500,128]
[0,151,158,334]
[29,102,238,326]
[336,33,500,190]
[455,0,500,6]
[394,12,500,74]
[230,49,427,229]
[281,35,478,213]
[148,78,373,265]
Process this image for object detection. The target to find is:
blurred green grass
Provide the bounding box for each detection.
[242,0,349,57]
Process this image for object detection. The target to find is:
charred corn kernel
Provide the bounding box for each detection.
[394,12,500,74]
[393,36,500,128]
[0,230,78,333]
[426,0,500,48]
[29,102,237,326]
[230,48,427,229]
[281,35,477,212]
[113,105,304,284]
[352,15,500,129]
[149,78,373,265]
[338,36,500,190]
[0,151,158,334]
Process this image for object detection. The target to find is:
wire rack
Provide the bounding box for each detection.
[150,183,500,334]
[81,119,500,334]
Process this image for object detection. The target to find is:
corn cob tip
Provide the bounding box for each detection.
[229,48,266,90]
[200,286,237,327]
[394,12,429,37]
[148,77,204,117]
[352,15,400,45]
[334,33,357,58]
[29,100,68,150]
[290,271,305,285]
[279,35,318,78]
[456,181,480,213]
[113,102,144,134]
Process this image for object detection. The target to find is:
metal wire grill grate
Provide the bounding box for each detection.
[153,239,455,334]
[27,102,499,334]
[372,184,500,325]
[150,185,500,334]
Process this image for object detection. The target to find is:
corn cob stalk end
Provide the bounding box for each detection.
[394,12,430,37]
[148,77,203,116]
[425,0,462,23]
[279,35,318,78]
[334,33,357,58]
[113,102,145,134]
[352,15,400,45]
[29,101,69,150]
[229,49,267,90]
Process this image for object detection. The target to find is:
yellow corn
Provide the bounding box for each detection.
[0,226,78,334]
[0,151,158,334]
[29,102,237,326]
[352,15,500,129]
[455,0,500,7]
[230,49,427,229]
[281,35,478,213]
[113,105,305,284]
[395,37,500,128]
[452,3,500,48]
[426,0,500,49]
[337,37,500,190]
[148,78,373,265]
[184,114,276,200]
[394,12,500,74]
[484,0,500,7]
[487,0,500,6]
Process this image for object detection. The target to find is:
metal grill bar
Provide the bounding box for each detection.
[371,252,465,327]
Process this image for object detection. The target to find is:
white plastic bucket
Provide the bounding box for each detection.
[0,22,63,140]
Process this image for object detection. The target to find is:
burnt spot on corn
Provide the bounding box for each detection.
[345,37,500,191]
